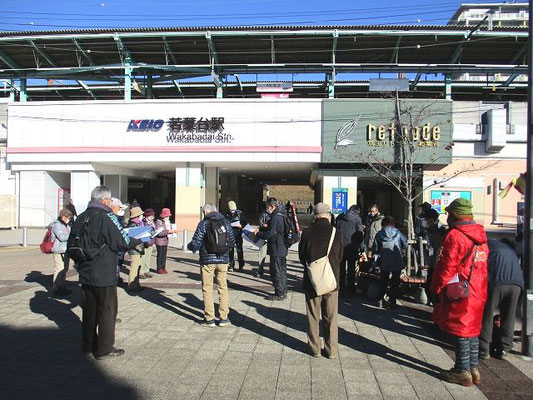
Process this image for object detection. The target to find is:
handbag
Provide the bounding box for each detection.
[444,244,477,301]
[307,227,337,296]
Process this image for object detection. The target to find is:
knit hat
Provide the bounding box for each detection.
[59,209,73,219]
[129,207,144,219]
[144,208,155,217]
[228,201,237,211]
[314,202,331,215]
[160,208,172,218]
[445,198,473,217]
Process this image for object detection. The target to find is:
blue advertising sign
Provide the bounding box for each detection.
[332,188,348,214]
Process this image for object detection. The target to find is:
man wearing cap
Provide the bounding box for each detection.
[126,206,146,292]
[431,198,488,386]
[68,185,142,360]
[225,200,246,272]
[415,201,433,237]
[298,202,344,358]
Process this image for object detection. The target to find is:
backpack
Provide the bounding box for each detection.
[283,215,300,248]
[204,219,230,256]
[40,227,54,254]
[66,216,103,264]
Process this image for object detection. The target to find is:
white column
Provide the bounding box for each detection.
[175,163,204,232]
[71,171,100,215]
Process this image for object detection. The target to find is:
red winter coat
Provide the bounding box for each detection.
[430,220,488,338]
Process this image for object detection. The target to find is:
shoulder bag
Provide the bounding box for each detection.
[444,244,478,301]
[307,227,338,296]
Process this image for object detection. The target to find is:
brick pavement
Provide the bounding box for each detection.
[0,246,531,400]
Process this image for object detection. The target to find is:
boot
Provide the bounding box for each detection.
[470,368,481,385]
[440,368,473,387]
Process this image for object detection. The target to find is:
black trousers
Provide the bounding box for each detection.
[81,284,117,357]
[229,235,244,268]
[270,256,287,296]
[339,257,356,292]
[156,245,168,271]
[480,284,522,353]
[379,270,401,304]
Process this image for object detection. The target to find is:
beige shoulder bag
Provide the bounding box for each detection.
[307,227,337,296]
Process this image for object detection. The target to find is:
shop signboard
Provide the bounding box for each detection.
[430,190,472,214]
[332,188,348,214]
[322,99,453,165]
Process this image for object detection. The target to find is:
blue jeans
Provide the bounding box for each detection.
[454,336,479,371]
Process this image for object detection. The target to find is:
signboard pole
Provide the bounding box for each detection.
[522,1,533,357]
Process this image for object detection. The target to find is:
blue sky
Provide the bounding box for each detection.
[0,0,528,31]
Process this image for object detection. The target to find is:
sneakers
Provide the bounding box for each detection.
[95,348,125,360]
[228,266,234,272]
[494,350,508,360]
[266,294,287,301]
[200,319,216,328]
[138,274,147,280]
[470,368,481,385]
[156,269,168,275]
[440,368,473,387]
[145,272,153,278]
[479,350,490,360]
[218,319,231,327]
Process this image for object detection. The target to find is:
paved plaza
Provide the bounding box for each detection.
[0,238,531,400]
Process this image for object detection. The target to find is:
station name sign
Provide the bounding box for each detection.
[127,117,233,144]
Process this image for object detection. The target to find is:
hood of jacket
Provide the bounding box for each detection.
[271,204,287,218]
[451,220,487,245]
[205,211,226,222]
[337,210,357,224]
[376,226,402,242]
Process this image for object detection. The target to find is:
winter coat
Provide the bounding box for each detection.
[365,213,384,251]
[372,226,408,272]
[335,210,364,259]
[226,209,246,243]
[49,219,71,254]
[426,223,447,270]
[487,240,524,289]
[154,218,170,246]
[126,218,145,255]
[68,200,134,287]
[430,220,489,338]
[187,211,235,264]
[298,218,344,297]
[144,218,156,247]
[256,205,288,257]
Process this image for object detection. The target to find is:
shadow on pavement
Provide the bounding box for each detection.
[1,273,139,400]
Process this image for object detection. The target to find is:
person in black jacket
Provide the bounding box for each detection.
[298,202,344,358]
[479,239,524,360]
[335,204,364,295]
[225,200,246,272]
[254,197,289,301]
[68,185,142,360]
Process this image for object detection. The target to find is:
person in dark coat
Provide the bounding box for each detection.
[225,200,246,272]
[66,199,78,225]
[298,202,344,358]
[365,204,384,256]
[254,197,289,301]
[479,239,524,360]
[372,216,407,309]
[422,209,447,305]
[187,203,235,327]
[68,185,142,360]
[335,204,364,295]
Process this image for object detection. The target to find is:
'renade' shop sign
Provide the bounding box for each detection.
[322,99,453,165]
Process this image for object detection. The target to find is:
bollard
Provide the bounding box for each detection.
[182,229,188,251]
[22,226,28,247]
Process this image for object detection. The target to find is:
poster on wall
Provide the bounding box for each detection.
[332,188,348,214]
[431,190,472,214]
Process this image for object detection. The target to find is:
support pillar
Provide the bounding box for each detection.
[175,163,204,232]
[124,58,132,101]
[146,75,153,99]
[445,74,452,100]
[19,78,27,102]
[327,73,335,98]
[103,174,128,202]
[9,79,15,102]
[70,171,100,215]
[216,86,223,99]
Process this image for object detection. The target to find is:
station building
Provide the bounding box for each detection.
[0,25,527,231]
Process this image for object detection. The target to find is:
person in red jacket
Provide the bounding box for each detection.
[430,198,488,387]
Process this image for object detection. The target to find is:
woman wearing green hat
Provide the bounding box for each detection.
[430,198,489,387]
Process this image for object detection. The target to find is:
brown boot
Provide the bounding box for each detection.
[440,368,473,387]
[470,368,481,385]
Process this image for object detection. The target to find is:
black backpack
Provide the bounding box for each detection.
[204,219,230,256]
[66,215,104,264]
[283,215,300,248]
